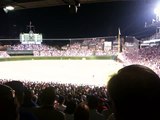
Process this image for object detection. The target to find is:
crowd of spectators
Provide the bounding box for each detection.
[0,37,120,57]
[0,64,160,120]
[4,39,115,57]
[120,45,160,76]
[0,51,10,57]
[0,80,110,120]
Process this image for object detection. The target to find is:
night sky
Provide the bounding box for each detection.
[0,1,157,39]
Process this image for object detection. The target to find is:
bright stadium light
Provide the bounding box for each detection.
[3,5,15,13]
[5,6,15,10]
[154,3,160,21]
[154,6,160,15]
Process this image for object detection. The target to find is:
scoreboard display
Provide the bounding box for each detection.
[20,31,42,44]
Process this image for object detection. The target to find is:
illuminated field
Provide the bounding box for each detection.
[0,60,123,86]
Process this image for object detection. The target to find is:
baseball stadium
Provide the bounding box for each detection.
[0,1,160,120]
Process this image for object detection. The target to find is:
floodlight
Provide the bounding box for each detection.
[3,6,15,13]
[154,3,160,22]
[154,7,160,15]
[154,3,160,15]
[5,6,14,10]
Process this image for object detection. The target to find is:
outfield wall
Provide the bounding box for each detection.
[0,55,117,62]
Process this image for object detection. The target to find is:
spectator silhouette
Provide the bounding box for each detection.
[107,64,160,120]
[5,81,37,120]
[87,95,105,120]
[65,100,77,120]
[31,86,65,120]
[57,95,67,112]
[5,81,24,107]
[0,84,18,120]
[22,89,38,108]
[74,102,89,120]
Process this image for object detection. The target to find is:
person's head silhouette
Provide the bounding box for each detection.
[107,64,160,120]
[0,84,18,120]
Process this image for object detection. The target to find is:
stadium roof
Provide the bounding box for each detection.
[1,0,138,10]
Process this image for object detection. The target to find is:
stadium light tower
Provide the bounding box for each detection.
[144,1,160,39]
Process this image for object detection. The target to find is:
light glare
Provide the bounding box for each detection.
[154,3,160,22]
[154,7,160,15]
[5,6,14,10]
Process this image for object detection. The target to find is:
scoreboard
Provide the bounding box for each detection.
[20,31,42,44]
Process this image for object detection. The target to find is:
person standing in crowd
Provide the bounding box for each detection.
[57,95,67,112]
[74,102,89,120]
[0,84,19,120]
[31,86,65,120]
[87,95,105,120]
[5,81,38,120]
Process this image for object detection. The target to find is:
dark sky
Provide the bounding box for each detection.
[0,1,157,39]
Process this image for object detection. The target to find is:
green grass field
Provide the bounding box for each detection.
[0,55,116,61]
